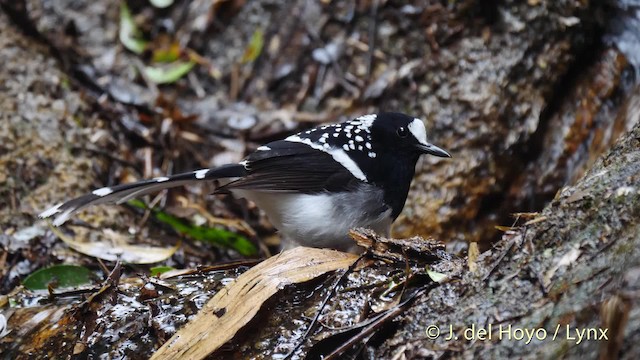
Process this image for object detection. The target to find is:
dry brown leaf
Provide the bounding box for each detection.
[50,226,180,264]
[599,294,630,359]
[151,247,359,360]
[524,215,547,226]
[468,242,479,274]
[495,225,516,232]
[349,228,445,261]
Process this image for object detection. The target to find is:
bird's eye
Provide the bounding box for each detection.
[397,127,409,138]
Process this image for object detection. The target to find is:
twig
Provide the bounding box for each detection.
[283,252,366,359]
[136,191,166,229]
[324,286,432,360]
[482,235,517,282]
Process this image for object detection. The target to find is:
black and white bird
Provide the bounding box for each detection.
[39,112,450,252]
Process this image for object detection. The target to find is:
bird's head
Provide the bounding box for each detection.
[368,112,450,160]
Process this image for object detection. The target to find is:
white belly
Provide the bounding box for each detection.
[232,188,392,251]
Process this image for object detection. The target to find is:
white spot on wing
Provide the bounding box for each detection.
[408,118,428,145]
[257,146,271,151]
[194,169,209,179]
[154,177,170,182]
[356,114,376,128]
[93,187,113,197]
[355,135,364,142]
[285,135,368,181]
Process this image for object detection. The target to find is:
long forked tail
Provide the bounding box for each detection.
[39,163,247,226]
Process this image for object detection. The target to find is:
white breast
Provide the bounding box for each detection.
[232,186,392,251]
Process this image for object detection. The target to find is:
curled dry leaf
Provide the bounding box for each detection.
[349,228,446,262]
[50,226,180,264]
[151,247,359,360]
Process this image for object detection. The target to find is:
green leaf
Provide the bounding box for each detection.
[150,266,175,276]
[241,28,264,63]
[143,61,195,84]
[152,42,181,63]
[128,199,258,256]
[426,269,448,283]
[150,0,174,8]
[23,264,93,290]
[119,3,147,54]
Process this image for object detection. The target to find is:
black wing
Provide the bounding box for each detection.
[219,140,361,193]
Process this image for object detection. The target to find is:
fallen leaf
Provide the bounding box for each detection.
[119,3,147,54]
[0,313,8,337]
[50,226,180,264]
[349,228,446,262]
[152,41,181,63]
[150,0,174,8]
[128,199,257,256]
[524,216,547,226]
[150,266,175,276]
[151,247,359,360]
[426,268,448,283]
[468,242,479,274]
[23,264,93,290]
[241,28,264,63]
[495,225,516,232]
[144,61,196,84]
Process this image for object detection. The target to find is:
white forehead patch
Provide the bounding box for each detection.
[408,118,428,145]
